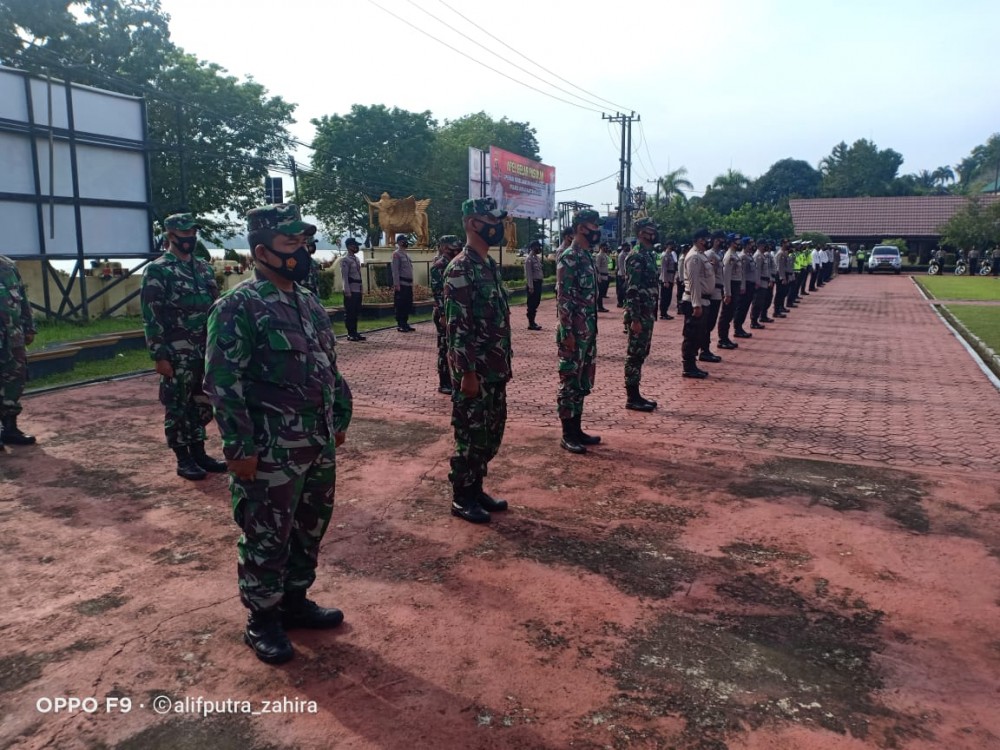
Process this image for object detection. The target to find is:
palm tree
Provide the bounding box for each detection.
[657,167,694,202]
[931,166,955,187]
[711,169,750,191]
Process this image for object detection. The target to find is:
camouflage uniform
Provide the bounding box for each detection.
[444,234,512,491]
[623,238,658,387]
[141,218,219,450]
[0,256,35,436]
[303,255,322,299]
[556,239,599,420]
[204,204,352,613]
[431,235,462,390]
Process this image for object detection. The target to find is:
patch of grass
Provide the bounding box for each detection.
[27,349,153,391]
[28,316,145,350]
[945,305,1000,351]
[916,276,1000,301]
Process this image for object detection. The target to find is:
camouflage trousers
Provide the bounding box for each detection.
[159,357,214,448]
[557,332,596,420]
[624,318,654,387]
[232,438,337,612]
[0,347,27,419]
[434,312,448,380]
[449,380,507,489]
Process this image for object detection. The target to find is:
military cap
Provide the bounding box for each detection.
[741,236,753,244]
[163,212,200,231]
[633,217,657,233]
[528,239,542,249]
[246,203,317,236]
[572,209,605,227]
[462,197,507,218]
[438,234,462,247]
[396,234,410,245]
[344,237,360,247]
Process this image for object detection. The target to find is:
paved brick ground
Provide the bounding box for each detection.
[343,274,1000,473]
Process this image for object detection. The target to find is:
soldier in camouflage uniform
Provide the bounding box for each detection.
[444,197,512,524]
[302,238,322,298]
[623,218,659,412]
[431,234,462,394]
[204,203,353,665]
[0,256,37,451]
[557,209,603,454]
[141,213,225,480]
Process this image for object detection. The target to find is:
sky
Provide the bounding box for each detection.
[159,0,999,217]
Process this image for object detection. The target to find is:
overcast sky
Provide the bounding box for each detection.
[160,0,999,213]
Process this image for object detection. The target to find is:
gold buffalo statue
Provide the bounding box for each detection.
[364,192,431,247]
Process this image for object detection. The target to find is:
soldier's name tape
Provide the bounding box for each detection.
[35,694,318,716]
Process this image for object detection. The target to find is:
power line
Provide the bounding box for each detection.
[556,171,617,193]
[638,119,659,178]
[365,0,605,114]
[433,0,634,113]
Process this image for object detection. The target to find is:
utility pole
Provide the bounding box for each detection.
[647,178,660,209]
[289,156,301,204]
[602,111,638,243]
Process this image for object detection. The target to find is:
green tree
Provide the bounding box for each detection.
[937,197,1000,251]
[699,169,752,214]
[721,203,794,240]
[956,134,1000,193]
[819,139,904,197]
[753,158,821,205]
[650,195,721,241]
[301,105,437,243]
[655,166,694,204]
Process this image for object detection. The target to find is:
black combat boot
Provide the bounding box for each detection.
[173,446,207,480]
[698,351,722,363]
[451,484,490,523]
[560,418,586,454]
[190,442,227,472]
[438,372,453,395]
[1,416,35,445]
[473,479,508,512]
[717,339,737,350]
[244,608,294,664]
[682,364,709,379]
[626,385,655,412]
[574,415,601,445]
[280,590,344,629]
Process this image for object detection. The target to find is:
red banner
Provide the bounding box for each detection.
[488,146,555,220]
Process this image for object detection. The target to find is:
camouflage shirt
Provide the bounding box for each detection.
[623,244,658,322]
[0,256,35,353]
[203,272,353,461]
[444,247,512,383]
[140,251,219,361]
[303,257,322,298]
[556,243,599,339]
[430,252,450,310]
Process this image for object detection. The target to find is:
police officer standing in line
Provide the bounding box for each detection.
[624,218,660,412]
[524,239,545,329]
[659,240,677,320]
[595,242,611,312]
[856,245,868,274]
[340,238,365,342]
[204,203,352,665]
[716,234,743,350]
[391,234,415,332]
[676,244,689,316]
[733,239,756,338]
[444,198,512,524]
[141,213,226,480]
[680,229,713,379]
[797,242,812,297]
[557,210,603,454]
[431,234,462,394]
[760,242,776,323]
[615,241,630,308]
[0,255,36,451]
[303,238,322,298]
[773,239,790,318]
[699,231,725,363]
[751,240,771,329]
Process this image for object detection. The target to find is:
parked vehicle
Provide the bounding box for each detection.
[834,244,851,272]
[867,245,902,274]
[978,262,991,276]
[927,259,941,275]
[954,258,968,276]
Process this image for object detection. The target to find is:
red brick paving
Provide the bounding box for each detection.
[1,273,999,750]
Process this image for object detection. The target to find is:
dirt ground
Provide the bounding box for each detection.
[1,274,999,750]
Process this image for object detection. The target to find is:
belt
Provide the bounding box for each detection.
[399,277,413,283]
[715,284,724,289]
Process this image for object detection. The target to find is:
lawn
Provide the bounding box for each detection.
[915,276,1000,301]
[28,315,146,350]
[944,305,1000,352]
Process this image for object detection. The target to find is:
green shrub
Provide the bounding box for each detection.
[500,265,525,282]
[880,238,908,253]
[318,269,336,301]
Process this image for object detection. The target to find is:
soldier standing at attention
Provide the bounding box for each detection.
[623,218,660,412]
[141,213,225,480]
[524,239,545,330]
[681,229,713,379]
[303,238,322,298]
[699,231,725,363]
[716,234,743,350]
[340,238,365,342]
[0,255,36,451]
[444,197,512,524]
[557,210,603,454]
[595,242,611,313]
[204,203,352,665]
[391,234,415,332]
[659,240,677,320]
[615,241,630,308]
[431,234,462,393]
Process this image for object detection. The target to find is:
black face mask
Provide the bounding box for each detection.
[476,221,504,247]
[174,236,197,256]
[583,228,602,247]
[258,244,311,283]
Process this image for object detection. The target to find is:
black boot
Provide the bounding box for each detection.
[473,479,508,512]
[560,418,586,454]
[190,441,227,472]
[451,483,490,523]
[698,351,722,363]
[173,446,207,480]
[1,416,35,446]
[438,372,453,395]
[244,608,294,664]
[280,590,344,629]
[626,385,655,412]
[682,364,709,379]
[575,415,601,445]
